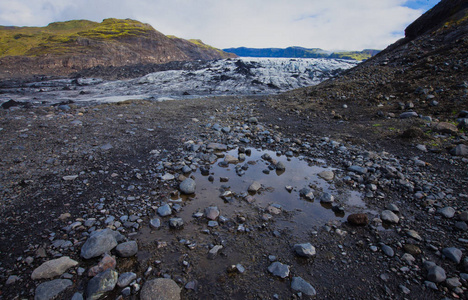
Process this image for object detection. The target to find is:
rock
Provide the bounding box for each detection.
[117,272,137,288]
[204,206,220,220]
[275,161,286,171]
[115,241,138,257]
[381,210,399,224]
[318,192,334,203]
[299,188,314,201]
[402,253,416,265]
[248,117,258,124]
[450,144,468,157]
[446,277,462,288]
[416,144,427,152]
[291,277,317,297]
[169,218,184,229]
[81,229,118,259]
[208,245,223,259]
[427,265,446,283]
[224,154,238,163]
[438,206,456,218]
[293,243,316,258]
[248,181,261,193]
[381,244,394,257]
[442,247,463,264]
[404,244,422,255]
[71,292,83,300]
[100,143,113,151]
[433,122,458,135]
[406,229,422,241]
[31,256,78,280]
[399,112,419,119]
[347,213,369,226]
[318,170,334,181]
[34,279,73,300]
[161,173,175,181]
[6,275,19,285]
[268,262,290,278]
[206,143,227,151]
[140,278,181,300]
[88,254,116,277]
[86,269,118,300]
[157,204,172,217]
[347,165,368,174]
[179,178,196,194]
[150,218,161,229]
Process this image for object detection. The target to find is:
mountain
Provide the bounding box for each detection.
[284,0,468,121]
[0,18,236,78]
[223,46,380,61]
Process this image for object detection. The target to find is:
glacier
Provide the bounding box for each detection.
[0,58,358,104]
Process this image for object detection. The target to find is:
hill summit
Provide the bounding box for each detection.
[0,18,236,78]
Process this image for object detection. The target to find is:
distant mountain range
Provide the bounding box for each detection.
[0,18,236,78]
[223,47,380,61]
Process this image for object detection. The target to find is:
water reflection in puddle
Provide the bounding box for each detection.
[174,148,373,233]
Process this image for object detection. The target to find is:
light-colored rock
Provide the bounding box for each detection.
[140,278,181,300]
[31,256,78,280]
[291,277,316,297]
[248,181,262,193]
[268,262,290,278]
[115,241,138,257]
[318,170,334,181]
[381,210,399,224]
[81,229,118,259]
[179,178,196,194]
[293,243,316,258]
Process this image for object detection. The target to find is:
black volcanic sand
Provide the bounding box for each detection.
[0,95,467,299]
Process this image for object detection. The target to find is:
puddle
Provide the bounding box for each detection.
[135,148,377,293]
[139,148,374,243]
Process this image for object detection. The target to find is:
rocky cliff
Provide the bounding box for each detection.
[0,18,236,78]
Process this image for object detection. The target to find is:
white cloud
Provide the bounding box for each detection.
[0,0,430,50]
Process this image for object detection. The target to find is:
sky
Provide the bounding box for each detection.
[0,0,440,51]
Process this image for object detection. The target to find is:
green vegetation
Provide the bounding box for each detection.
[0,18,154,57]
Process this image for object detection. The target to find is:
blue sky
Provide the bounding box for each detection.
[0,0,440,50]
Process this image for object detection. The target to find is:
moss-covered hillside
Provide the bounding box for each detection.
[0,18,236,77]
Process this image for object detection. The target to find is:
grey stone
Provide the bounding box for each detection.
[81,229,118,259]
[157,204,172,217]
[427,265,446,283]
[299,188,314,201]
[348,165,368,174]
[34,279,72,300]
[438,207,456,218]
[224,154,238,163]
[117,272,137,288]
[150,218,161,229]
[291,277,316,297]
[140,278,181,300]
[318,192,334,203]
[31,256,78,280]
[115,241,138,258]
[381,210,399,223]
[179,178,196,194]
[318,170,334,181]
[208,221,219,227]
[381,244,394,257]
[400,112,419,119]
[206,143,227,151]
[248,181,261,193]
[293,243,316,258]
[6,275,19,285]
[275,161,286,171]
[267,261,290,278]
[71,292,83,300]
[446,277,462,288]
[451,144,468,156]
[169,218,184,229]
[204,206,220,220]
[460,211,468,222]
[248,117,258,124]
[442,247,463,264]
[86,269,118,300]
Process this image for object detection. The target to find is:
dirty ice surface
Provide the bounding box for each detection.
[0,58,358,105]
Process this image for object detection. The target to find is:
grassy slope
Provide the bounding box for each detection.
[0,19,215,58]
